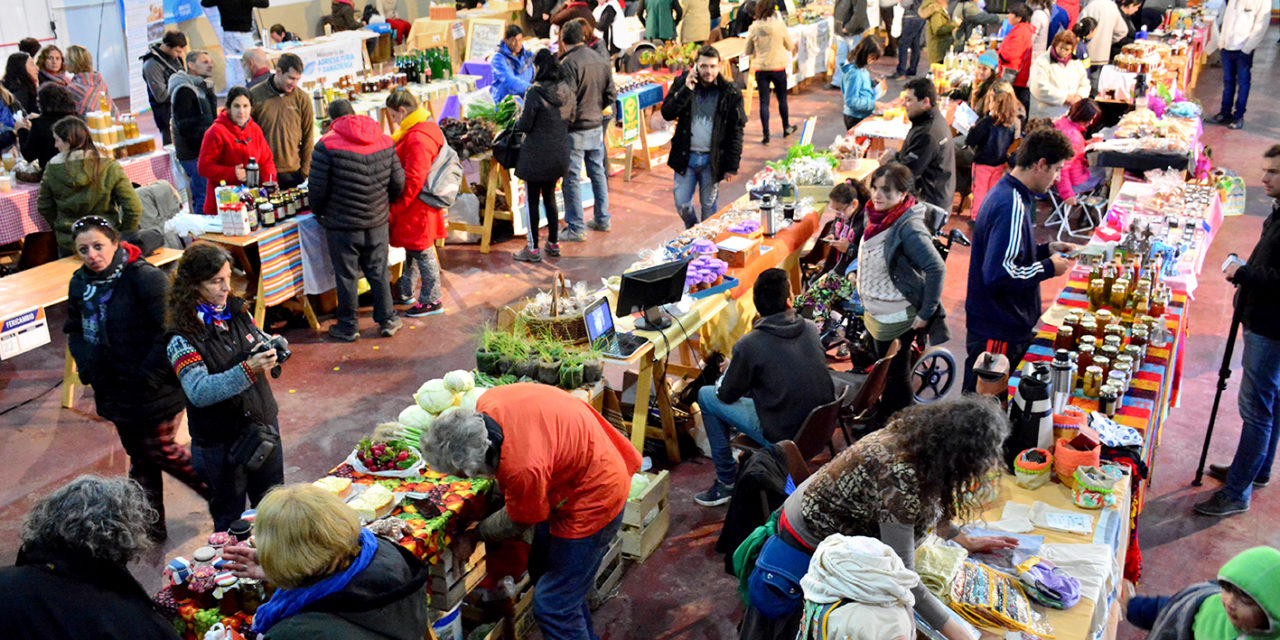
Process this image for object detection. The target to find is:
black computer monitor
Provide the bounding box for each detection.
[616,259,691,331]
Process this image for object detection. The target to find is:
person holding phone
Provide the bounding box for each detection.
[963,129,1078,393]
[165,243,285,531]
[660,45,746,228]
[1196,145,1280,517]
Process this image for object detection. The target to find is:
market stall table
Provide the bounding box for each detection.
[199,217,321,331]
[966,473,1134,640]
[0,248,183,407]
[0,148,182,245]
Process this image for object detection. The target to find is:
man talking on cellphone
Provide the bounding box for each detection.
[660,45,746,228]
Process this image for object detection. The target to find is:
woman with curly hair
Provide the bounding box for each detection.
[740,396,1018,640]
[165,243,285,530]
[0,475,181,639]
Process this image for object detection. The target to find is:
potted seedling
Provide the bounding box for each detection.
[476,328,503,375]
[581,345,605,384]
[536,341,565,386]
[559,352,585,390]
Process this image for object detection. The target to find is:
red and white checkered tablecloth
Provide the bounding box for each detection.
[0,149,179,246]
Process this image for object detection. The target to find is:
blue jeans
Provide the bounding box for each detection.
[180,159,206,213]
[1224,328,1280,502]
[698,385,766,485]
[562,129,610,233]
[674,152,719,228]
[1220,49,1254,120]
[530,512,624,640]
[190,425,285,531]
[896,16,926,76]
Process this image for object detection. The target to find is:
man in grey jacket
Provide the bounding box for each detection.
[558,19,616,241]
[140,31,188,146]
[169,51,217,211]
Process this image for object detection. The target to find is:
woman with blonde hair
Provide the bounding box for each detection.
[744,0,797,144]
[37,116,142,251]
[220,484,430,640]
[65,45,119,117]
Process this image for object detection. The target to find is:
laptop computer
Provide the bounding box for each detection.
[584,296,650,359]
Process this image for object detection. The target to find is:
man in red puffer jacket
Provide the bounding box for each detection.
[309,99,405,342]
[999,4,1035,117]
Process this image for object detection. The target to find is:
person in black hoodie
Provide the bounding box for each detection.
[1195,144,1280,517]
[139,31,188,146]
[512,50,574,263]
[165,243,285,531]
[878,77,955,212]
[0,476,182,640]
[169,51,217,213]
[220,484,429,640]
[660,45,746,229]
[309,99,406,342]
[695,269,835,506]
[64,217,208,540]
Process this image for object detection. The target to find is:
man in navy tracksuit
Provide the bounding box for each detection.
[963,129,1078,393]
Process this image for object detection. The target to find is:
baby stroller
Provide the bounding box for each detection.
[801,203,970,403]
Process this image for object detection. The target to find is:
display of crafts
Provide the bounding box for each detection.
[1096,108,1197,154]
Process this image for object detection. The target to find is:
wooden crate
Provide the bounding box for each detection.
[430,557,487,612]
[511,583,536,640]
[587,533,625,610]
[430,539,485,588]
[621,470,670,563]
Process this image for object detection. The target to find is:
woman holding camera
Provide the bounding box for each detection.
[64,217,209,541]
[165,243,285,531]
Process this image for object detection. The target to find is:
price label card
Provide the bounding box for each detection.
[0,307,51,360]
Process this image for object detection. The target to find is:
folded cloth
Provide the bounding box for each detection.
[1038,543,1116,607]
[800,535,919,607]
[915,544,969,598]
[1016,556,1082,609]
[1088,412,1143,448]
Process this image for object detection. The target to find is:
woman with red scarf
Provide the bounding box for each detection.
[856,163,949,356]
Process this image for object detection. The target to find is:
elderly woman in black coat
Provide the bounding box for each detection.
[63,217,208,541]
[512,49,574,264]
[0,476,182,640]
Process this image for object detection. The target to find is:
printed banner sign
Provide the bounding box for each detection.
[293,38,367,82]
[0,307,51,360]
[621,94,640,146]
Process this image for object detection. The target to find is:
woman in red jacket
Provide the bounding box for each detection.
[998,4,1035,117]
[385,89,446,317]
[196,86,277,216]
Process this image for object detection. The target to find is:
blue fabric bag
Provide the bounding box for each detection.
[747,535,813,620]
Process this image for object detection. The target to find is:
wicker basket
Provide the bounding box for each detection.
[520,272,590,344]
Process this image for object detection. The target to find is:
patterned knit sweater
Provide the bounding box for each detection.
[166,334,257,407]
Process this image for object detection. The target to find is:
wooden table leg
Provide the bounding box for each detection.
[1108,167,1126,205]
[61,346,79,409]
[298,293,321,330]
[480,160,499,254]
[630,356,653,453]
[652,360,682,463]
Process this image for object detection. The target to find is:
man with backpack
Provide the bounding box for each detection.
[309,99,406,341]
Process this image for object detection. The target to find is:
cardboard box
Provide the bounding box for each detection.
[430,5,458,19]
[716,236,761,268]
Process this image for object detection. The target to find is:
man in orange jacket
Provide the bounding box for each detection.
[422,383,642,640]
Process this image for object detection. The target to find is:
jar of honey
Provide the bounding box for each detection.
[1083,366,1105,398]
[1078,343,1096,372]
[1054,325,1075,351]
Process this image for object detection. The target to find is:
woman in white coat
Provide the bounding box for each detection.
[1028,30,1091,120]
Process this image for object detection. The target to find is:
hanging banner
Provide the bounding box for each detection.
[124,0,165,114]
[289,38,368,82]
[620,93,640,146]
[164,0,202,23]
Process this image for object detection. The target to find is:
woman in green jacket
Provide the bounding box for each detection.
[919,0,956,65]
[638,0,683,41]
[37,116,142,252]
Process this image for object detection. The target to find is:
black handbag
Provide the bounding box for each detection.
[229,416,280,472]
[492,125,523,169]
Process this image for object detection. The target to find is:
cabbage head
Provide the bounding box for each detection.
[415,379,455,413]
[443,370,476,393]
[398,405,435,431]
[460,387,487,411]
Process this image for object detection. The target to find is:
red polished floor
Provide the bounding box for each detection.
[3,36,1280,638]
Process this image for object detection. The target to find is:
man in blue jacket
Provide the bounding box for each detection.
[962,129,1077,393]
[491,25,535,103]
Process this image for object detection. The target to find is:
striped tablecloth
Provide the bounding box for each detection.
[257,221,306,307]
[0,149,179,245]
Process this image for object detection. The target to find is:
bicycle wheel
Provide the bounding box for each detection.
[912,346,956,403]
